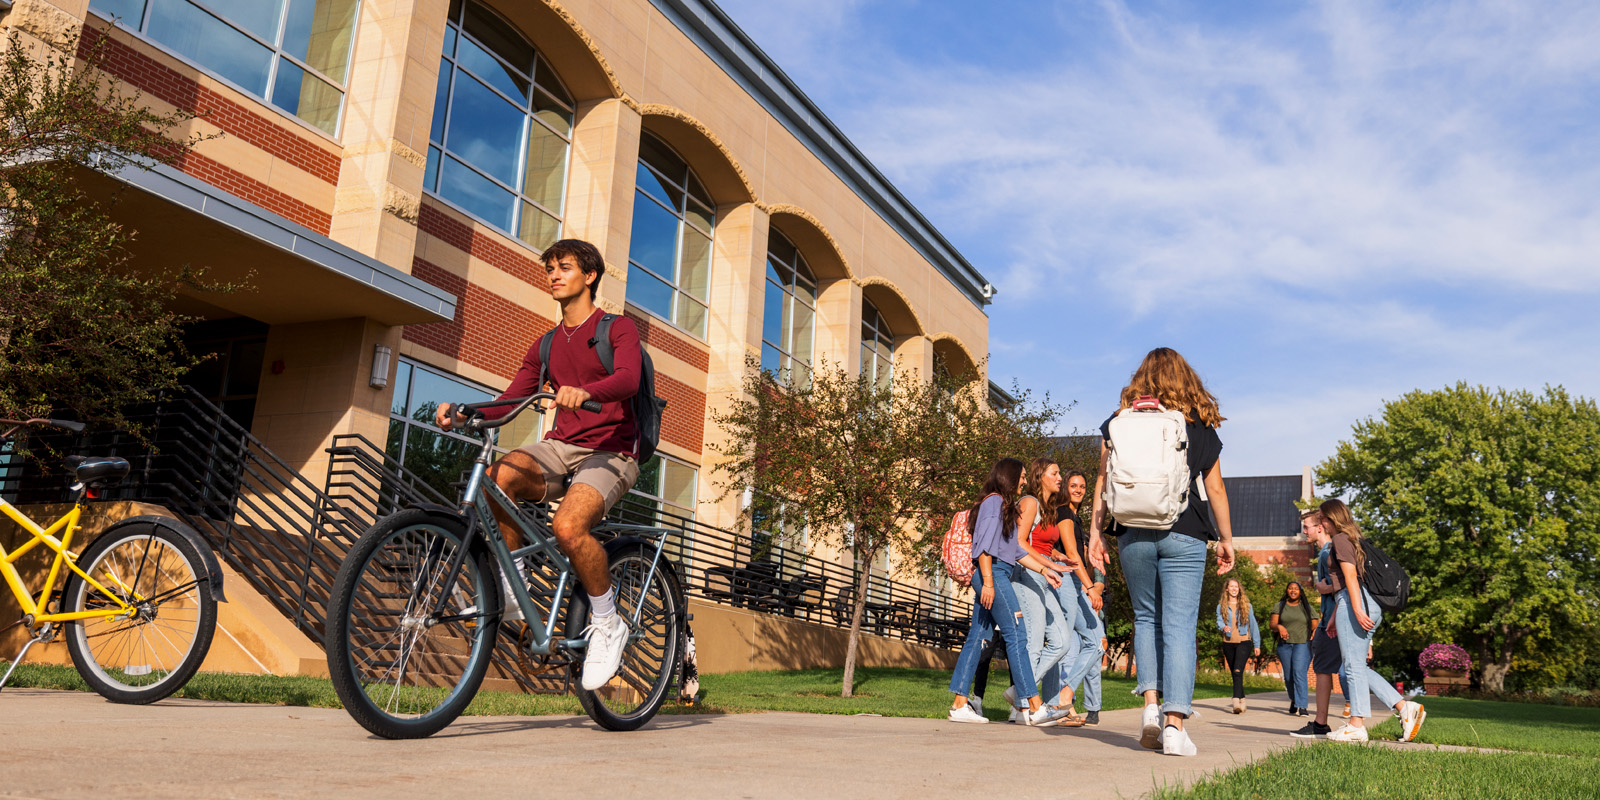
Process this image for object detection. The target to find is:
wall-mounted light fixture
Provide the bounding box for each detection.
[370,344,392,389]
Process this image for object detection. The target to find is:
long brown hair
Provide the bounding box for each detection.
[1118,347,1225,427]
[1026,457,1062,529]
[969,457,1025,541]
[1319,498,1366,576]
[1220,577,1252,613]
[1062,468,1088,517]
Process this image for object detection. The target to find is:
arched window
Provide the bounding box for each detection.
[627,132,715,338]
[861,299,894,389]
[91,0,360,135]
[423,0,573,250]
[761,230,816,388]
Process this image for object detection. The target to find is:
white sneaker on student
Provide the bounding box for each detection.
[1162,725,1197,756]
[500,557,530,622]
[1326,724,1369,743]
[1398,701,1427,742]
[1139,704,1163,750]
[967,695,984,717]
[580,613,630,691]
[948,704,988,724]
[1008,706,1023,724]
[1024,706,1063,728]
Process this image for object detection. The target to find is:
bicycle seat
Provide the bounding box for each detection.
[64,456,131,487]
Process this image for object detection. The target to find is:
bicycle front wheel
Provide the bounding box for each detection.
[326,509,500,739]
[569,542,684,731]
[62,522,217,704]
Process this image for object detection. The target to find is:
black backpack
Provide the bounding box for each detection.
[537,313,667,463]
[1358,538,1410,614]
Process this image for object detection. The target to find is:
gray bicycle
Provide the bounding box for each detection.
[325,392,685,738]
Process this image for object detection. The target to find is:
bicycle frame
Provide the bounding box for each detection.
[0,498,138,624]
[432,394,676,656]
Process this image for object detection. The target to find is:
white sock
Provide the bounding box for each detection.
[588,589,616,619]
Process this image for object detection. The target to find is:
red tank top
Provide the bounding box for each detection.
[1027,521,1060,559]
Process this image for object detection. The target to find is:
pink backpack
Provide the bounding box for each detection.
[940,494,996,586]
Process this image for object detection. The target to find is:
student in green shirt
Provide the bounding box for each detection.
[1270,581,1317,715]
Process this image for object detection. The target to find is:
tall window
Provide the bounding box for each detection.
[424,0,573,251]
[761,230,816,388]
[387,358,541,498]
[92,0,359,136]
[861,299,894,389]
[628,132,714,338]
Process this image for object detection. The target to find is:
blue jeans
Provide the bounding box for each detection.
[1015,569,1073,704]
[1278,641,1310,708]
[1334,588,1402,719]
[1051,576,1104,711]
[948,561,1038,700]
[1118,530,1208,716]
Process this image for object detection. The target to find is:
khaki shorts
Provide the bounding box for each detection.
[519,439,640,512]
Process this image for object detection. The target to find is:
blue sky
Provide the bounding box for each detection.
[715,0,1600,478]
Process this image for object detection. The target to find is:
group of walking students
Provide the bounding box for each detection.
[943,347,1427,756]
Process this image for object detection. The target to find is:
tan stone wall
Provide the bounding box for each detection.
[688,600,957,674]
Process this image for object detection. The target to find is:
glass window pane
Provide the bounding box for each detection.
[862,321,875,348]
[400,426,478,500]
[270,58,342,135]
[497,406,543,451]
[442,23,456,57]
[792,361,812,391]
[531,88,571,137]
[391,360,413,415]
[762,283,784,349]
[634,455,662,497]
[147,0,274,96]
[461,0,535,76]
[678,227,711,301]
[429,60,451,144]
[639,133,686,186]
[282,0,358,84]
[684,199,714,235]
[535,54,573,107]
[792,302,815,366]
[687,172,712,208]
[438,155,515,231]
[522,120,567,210]
[444,73,524,186]
[408,366,493,416]
[794,271,816,306]
[676,293,707,338]
[90,0,146,27]
[518,202,560,251]
[662,461,696,508]
[876,355,893,390]
[425,145,441,191]
[386,418,406,461]
[768,231,796,266]
[627,263,674,321]
[456,32,529,104]
[761,342,781,375]
[201,0,283,42]
[635,162,683,210]
[629,191,679,279]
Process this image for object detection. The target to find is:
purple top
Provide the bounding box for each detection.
[970,495,1030,565]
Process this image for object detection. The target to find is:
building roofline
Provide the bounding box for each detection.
[649,0,995,310]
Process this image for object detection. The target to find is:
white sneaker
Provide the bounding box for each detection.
[1162,725,1197,756]
[500,557,530,622]
[1327,724,1369,742]
[1139,704,1163,750]
[948,704,988,724]
[1008,707,1023,724]
[1398,701,1427,742]
[1024,706,1063,728]
[1003,685,1018,708]
[580,613,630,691]
[967,695,984,717]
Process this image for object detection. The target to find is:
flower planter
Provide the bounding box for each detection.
[1428,668,1465,679]
[1424,673,1470,696]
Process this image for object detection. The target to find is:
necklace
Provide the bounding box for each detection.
[558,309,596,344]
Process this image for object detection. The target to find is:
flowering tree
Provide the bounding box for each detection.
[711,357,1062,696]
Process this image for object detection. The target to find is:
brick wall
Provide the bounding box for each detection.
[626,310,709,372]
[404,258,555,380]
[418,203,550,292]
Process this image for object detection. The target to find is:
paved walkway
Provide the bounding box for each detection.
[0,688,1390,799]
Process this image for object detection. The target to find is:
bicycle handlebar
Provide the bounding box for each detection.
[0,417,86,441]
[455,393,602,431]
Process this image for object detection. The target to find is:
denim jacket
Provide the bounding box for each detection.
[1215,604,1260,648]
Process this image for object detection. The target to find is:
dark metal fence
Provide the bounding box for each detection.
[2,389,972,693]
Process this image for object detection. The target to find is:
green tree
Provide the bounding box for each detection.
[1318,383,1600,692]
[712,357,1062,696]
[0,27,219,431]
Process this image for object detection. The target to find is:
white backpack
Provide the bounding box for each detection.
[1103,396,1202,529]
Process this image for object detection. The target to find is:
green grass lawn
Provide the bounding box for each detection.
[0,660,1276,720]
[1369,695,1600,757]
[1151,743,1600,800]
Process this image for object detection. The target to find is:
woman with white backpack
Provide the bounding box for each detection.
[1087,347,1235,757]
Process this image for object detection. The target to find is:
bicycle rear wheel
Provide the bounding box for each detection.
[62,522,217,704]
[569,542,683,731]
[326,509,500,739]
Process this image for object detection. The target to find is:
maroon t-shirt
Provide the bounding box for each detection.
[487,311,642,456]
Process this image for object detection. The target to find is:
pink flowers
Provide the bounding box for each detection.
[1419,643,1472,676]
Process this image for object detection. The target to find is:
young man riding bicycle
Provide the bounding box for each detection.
[435,238,642,692]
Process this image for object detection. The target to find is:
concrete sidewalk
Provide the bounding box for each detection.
[0,688,1390,799]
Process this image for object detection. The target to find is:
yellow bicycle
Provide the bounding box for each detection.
[0,417,224,703]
